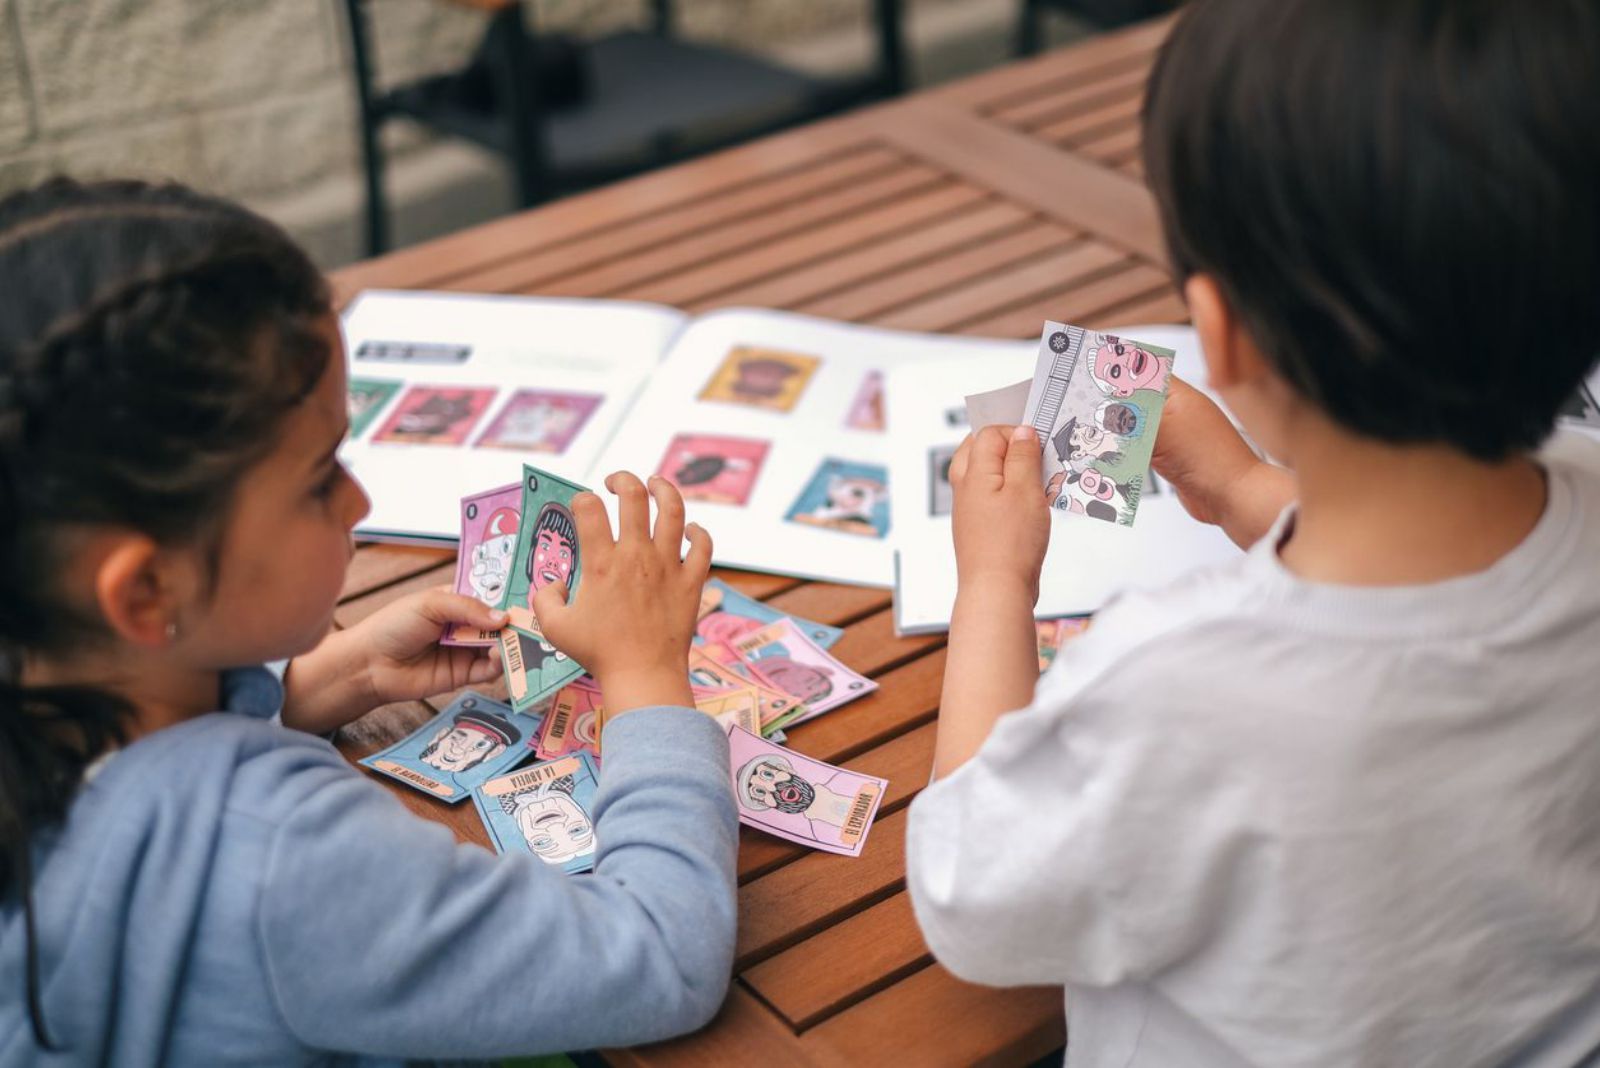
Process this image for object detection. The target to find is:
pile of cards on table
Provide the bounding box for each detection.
[359,462,889,871]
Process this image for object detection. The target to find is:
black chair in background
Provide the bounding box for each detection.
[339,0,907,256]
[1016,0,1178,55]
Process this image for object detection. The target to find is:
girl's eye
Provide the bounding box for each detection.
[313,463,346,500]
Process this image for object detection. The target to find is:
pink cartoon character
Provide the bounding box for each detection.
[1045,467,1131,524]
[525,501,577,604]
[467,506,520,604]
[1087,335,1172,398]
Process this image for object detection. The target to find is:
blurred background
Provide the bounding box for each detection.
[0,1,1168,268]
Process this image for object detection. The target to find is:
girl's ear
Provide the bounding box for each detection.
[91,534,184,648]
[1184,274,1272,390]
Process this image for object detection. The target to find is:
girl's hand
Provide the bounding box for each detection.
[950,425,1050,604]
[1151,377,1296,548]
[281,590,505,735]
[356,589,508,704]
[533,473,709,718]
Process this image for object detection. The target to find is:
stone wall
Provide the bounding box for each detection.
[0,0,878,203]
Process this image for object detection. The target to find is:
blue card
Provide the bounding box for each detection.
[360,692,540,804]
[696,577,843,650]
[473,751,601,875]
[784,458,890,540]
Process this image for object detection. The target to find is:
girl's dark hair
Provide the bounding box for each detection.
[0,178,332,1046]
[1143,0,1600,461]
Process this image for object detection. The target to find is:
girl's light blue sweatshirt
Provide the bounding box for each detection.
[0,666,739,1065]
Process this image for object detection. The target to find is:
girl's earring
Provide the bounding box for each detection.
[165,620,179,644]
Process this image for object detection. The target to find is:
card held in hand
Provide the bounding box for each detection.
[727,726,886,857]
[441,481,522,647]
[499,465,589,710]
[1021,322,1173,526]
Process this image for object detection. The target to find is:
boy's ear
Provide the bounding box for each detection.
[91,534,183,648]
[1184,274,1272,390]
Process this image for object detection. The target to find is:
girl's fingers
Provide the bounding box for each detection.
[682,522,713,580]
[570,491,615,567]
[419,589,507,629]
[607,471,651,543]
[648,476,687,555]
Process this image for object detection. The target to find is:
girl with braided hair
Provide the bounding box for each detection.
[0,179,734,1065]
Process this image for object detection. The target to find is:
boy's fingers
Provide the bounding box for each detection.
[465,651,501,684]
[648,476,687,554]
[531,579,571,633]
[1004,425,1043,489]
[966,426,1010,484]
[948,433,975,486]
[682,522,713,580]
[606,471,651,542]
[571,492,615,564]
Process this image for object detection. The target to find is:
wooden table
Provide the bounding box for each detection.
[329,15,1182,1066]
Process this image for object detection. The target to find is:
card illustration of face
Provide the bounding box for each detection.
[698,346,820,412]
[473,752,601,874]
[347,378,402,439]
[359,692,538,803]
[928,444,957,518]
[728,618,876,724]
[536,680,603,761]
[475,389,603,454]
[845,370,885,432]
[372,385,496,446]
[442,482,523,647]
[727,726,886,857]
[785,458,890,539]
[1026,323,1173,527]
[696,577,843,649]
[654,434,770,507]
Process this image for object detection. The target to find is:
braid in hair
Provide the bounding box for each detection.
[0,178,332,1049]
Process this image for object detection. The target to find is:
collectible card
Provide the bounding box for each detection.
[372,385,496,446]
[442,481,523,646]
[845,370,886,431]
[727,726,886,857]
[536,677,603,761]
[473,752,601,874]
[696,577,843,649]
[785,458,890,539]
[655,434,770,506]
[475,388,602,453]
[698,345,820,412]
[1021,323,1173,526]
[729,618,877,725]
[499,465,589,710]
[360,692,537,803]
[347,378,402,439]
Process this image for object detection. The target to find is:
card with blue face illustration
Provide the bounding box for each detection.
[359,691,540,804]
[695,577,843,650]
[473,752,601,875]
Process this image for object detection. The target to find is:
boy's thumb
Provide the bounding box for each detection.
[531,580,571,630]
[1005,424,1042,482]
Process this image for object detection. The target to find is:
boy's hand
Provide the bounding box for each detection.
[1151,377,1296,548]
[358,590,507,704]
[533,473,708,718]
[950,425,1049,604]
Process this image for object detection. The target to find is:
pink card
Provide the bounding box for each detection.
[372,385,496,445]
[654,433,770,507]
[728,618,877,724]
[727,726,887,857]
[441,482,522,646]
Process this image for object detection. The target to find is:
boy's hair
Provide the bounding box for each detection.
[0,178,331,1046]
[1143,0,1600,461]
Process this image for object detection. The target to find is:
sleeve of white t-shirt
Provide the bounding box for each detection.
[906,587,1256,989]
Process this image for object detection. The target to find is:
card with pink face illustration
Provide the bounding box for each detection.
[442,482,522,647]
[845,370,885,431]
[372,385,497,445]
[654,433,770,507]
[727,726,887,857]
[475,388,603,454]
[727,618,877,726]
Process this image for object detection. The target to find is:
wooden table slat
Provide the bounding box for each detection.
[986,61,1148,133]
[340,543,454,603]
[955,260,1172,339]
[332,561,457,629]
[440,145,909,296]
[931,14,1172,110]
[1034,83,1145,146]
[602,985,818,1068]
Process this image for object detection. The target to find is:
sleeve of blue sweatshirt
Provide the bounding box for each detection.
[255,706,737,1060]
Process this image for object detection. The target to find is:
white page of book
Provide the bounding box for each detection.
[888,324,1241,634]
[588,307,1030,587]
[339,290,688,543]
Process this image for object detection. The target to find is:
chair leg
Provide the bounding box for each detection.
[873,0,907,95]
[339,0,389,256]
[1016,0,1045,56]
[493,5,551,209]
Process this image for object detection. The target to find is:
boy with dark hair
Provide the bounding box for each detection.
[907,1,1600,1065]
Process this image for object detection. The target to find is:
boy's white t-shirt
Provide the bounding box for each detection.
[907,432,1600,1068]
